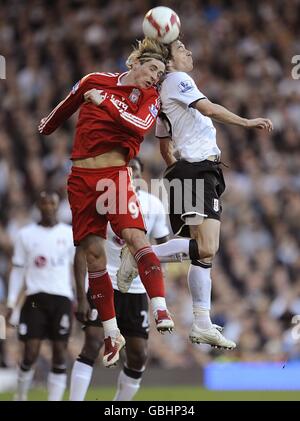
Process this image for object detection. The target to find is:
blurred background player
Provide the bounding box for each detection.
[5,192,74,401]
[69,158,170,401]
[38,39,174,368]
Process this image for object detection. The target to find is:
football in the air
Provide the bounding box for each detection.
[142,6,181,44]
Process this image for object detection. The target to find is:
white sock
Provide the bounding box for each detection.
[69,360,93,401]
[152,238,190,257]
[47,372,67,401]
[188,263,213,329]
[15,367,35,401]
[102,317,119,338]
[113,370,142,401]
[150,297,167,314]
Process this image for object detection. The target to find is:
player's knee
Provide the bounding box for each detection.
[21,357,35,370]
[85,248,106,270]
[81,335,103,361]
[198,240,219,260]
[126,348,148,371]
[122,228,148,251]
[23,349,39,366]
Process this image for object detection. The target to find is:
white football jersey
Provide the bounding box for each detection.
[12,223,75,299]
[156,71,221,162]
[106,189,169,294]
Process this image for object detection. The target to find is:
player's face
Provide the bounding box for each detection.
[169,41,193,72]
[38,194,59,219]
[133,58,165,89]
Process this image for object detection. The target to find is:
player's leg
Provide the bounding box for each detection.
[15,339,41,401]
[80,234,125,367]
[70,325,104,401]
[15,294,47,401]
[114,337,148,401]
[68,168,124,367]
[189,219,220,329]
[121,228,174,332]
[47,296,73,401]
[48,340,68,401]
[188,221,236,349]
[112,290,149,401]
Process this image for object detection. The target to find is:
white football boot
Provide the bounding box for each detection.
[117,245,138,293]
[189,323,236,350]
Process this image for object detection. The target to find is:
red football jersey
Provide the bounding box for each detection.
[39,72,160,162]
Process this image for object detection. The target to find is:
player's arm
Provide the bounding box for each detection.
[6,233,27,324]
[159,138,176,167]
[38,75,95,135]
[194,98,273,131]
[156,115,177,167]
[74,246,90,323]
[6,265,25,324]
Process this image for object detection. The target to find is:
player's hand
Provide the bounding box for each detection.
[246,118,273,132]
[84,89,106,106]
[75,298,91,323]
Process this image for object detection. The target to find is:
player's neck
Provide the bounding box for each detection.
[120,72,138,87]
[39,219,58,228]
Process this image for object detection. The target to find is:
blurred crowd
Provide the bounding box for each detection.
[1,0,300,372]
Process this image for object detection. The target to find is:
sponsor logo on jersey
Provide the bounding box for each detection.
[213,198,219,212]
[129,88,141,104]
[34,255,47,268]
[149,104,158,118]
[178,80,194,93]
[71,81,80,94]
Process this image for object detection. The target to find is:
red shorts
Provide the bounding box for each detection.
[67,165,146,245]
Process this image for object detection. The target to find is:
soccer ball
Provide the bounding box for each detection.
[142,6,181,44]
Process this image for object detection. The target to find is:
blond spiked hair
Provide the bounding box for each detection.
[126,37,170,69]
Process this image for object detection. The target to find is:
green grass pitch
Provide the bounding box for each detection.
[1,387,300,401]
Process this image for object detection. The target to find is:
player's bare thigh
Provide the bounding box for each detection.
[121,228,150,255]
[80,234,107,270]
[189,218,220,263]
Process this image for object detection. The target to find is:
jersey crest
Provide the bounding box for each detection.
[178,80,194,93]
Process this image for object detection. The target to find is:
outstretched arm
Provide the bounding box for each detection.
[38,75,94,135]
[194,98,273,131]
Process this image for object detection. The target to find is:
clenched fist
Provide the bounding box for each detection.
[84,89,106,106]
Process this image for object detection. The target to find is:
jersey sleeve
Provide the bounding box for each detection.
[12,231,27,267]
[168,72,206,107]
[111,91,160,137]
[151,199,170,240]
[38,74,96,135]
[155,116,170,138]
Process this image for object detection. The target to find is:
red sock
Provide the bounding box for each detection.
[88,270,115,321]
[134,247,165,298]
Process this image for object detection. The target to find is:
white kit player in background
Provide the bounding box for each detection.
[70,158,170,401]
[6,191,75,401]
